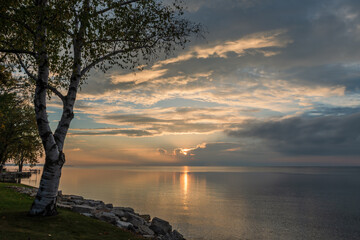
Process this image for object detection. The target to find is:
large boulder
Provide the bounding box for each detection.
[126,212,146,228]
[68,195,84,200]
[150,217,172,235]
[56,203,73,210]
[105,203,113,208]
[94,211,119,224]
[72,205,95,214]
[138,225,155,236]
[156,231,185,240]
[112,208,126,218]
[116,220,133,230]
[171,230,185,240]
[84,199,105,208]
[114,206,135,213]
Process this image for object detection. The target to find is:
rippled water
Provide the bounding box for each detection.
[21,166,360,240]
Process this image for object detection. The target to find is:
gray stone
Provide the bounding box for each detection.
[112,208,126,218]
[171,230,185,240]
[140,214,151,222]
[56,203,73,210]
[94,211,119,224]
[95,206,112,212]
[126,212,145,227]
[58,201,75,206]
[69,195,84,200]
[155,231,184,240]
[150,217,172,235]
[143,235,155,239]
[72,205,95,214]
[115,206,134,213]
[105,203,113,208]
[86,200,104,207]
[138,225,155,236]
[72,199,84,205]
[116,220,133,229]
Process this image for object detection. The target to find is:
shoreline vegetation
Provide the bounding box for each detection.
[0,183,185,240]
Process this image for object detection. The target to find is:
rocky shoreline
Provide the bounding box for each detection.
[9,186,185,240]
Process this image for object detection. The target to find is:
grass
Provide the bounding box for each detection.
[0,183,143,240]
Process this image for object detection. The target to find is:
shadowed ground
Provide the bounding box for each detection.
[0,182,142,240]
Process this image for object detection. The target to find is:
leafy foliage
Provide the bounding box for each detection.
[0,0,202,91]
[0,66,43,171]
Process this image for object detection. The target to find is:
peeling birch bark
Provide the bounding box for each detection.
[29,0,83,215]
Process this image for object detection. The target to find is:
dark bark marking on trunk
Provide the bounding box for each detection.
[40,131,52,140]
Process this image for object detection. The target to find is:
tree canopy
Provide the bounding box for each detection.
[0,65,43,172]
[0,0,201,89]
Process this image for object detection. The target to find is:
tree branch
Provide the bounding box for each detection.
[92,0,141,17]
[47,85,66,103]
[14,53,37,81]
[80,41,160,76]
[0,49,36,56]
[80,49,127,76]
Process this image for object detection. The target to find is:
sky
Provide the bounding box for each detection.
[47,0,360,166]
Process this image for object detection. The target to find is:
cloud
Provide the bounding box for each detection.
[152,29,291,68]
[111,69,167,84]
[227,112,360,156]
[160,141,274,166]
[193,29,291,58]
[69,128,154,137]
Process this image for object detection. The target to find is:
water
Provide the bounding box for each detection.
[21,166,360,240]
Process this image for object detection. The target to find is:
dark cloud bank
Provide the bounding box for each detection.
[228,112,360,156]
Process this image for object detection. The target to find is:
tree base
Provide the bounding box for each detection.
[29,196,58,217]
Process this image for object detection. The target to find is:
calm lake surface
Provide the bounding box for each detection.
[22,166,360,240]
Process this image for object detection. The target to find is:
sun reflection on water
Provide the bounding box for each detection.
[181,166,189,210]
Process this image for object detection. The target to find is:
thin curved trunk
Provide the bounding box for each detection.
[18,154,23,172]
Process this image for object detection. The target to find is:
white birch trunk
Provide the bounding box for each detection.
[29,0,63,216]
[29,3,83,214]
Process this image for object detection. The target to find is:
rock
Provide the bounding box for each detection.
[56,203,73,210]
[116,220,133,229]
[58,201,75,206]
[72,205,95,214]
[86,200,104,207]
[126,212,145,228]
[112,208,126,218]
[138,225,155,236]
[171,230,185,240]
[150,217,172,235]
[105,203,113,208]
[155,231,185,240]
[94,211,119,224]
[72,199,84,205]
[114,206,134,213]
[140,214,151,222]
[69,195,84,200]
[95,206,112,212]
[143,235,155,239]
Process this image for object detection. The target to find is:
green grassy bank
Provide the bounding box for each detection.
[0,183,142,240]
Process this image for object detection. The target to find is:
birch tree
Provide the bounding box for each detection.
[0,0,201,216]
